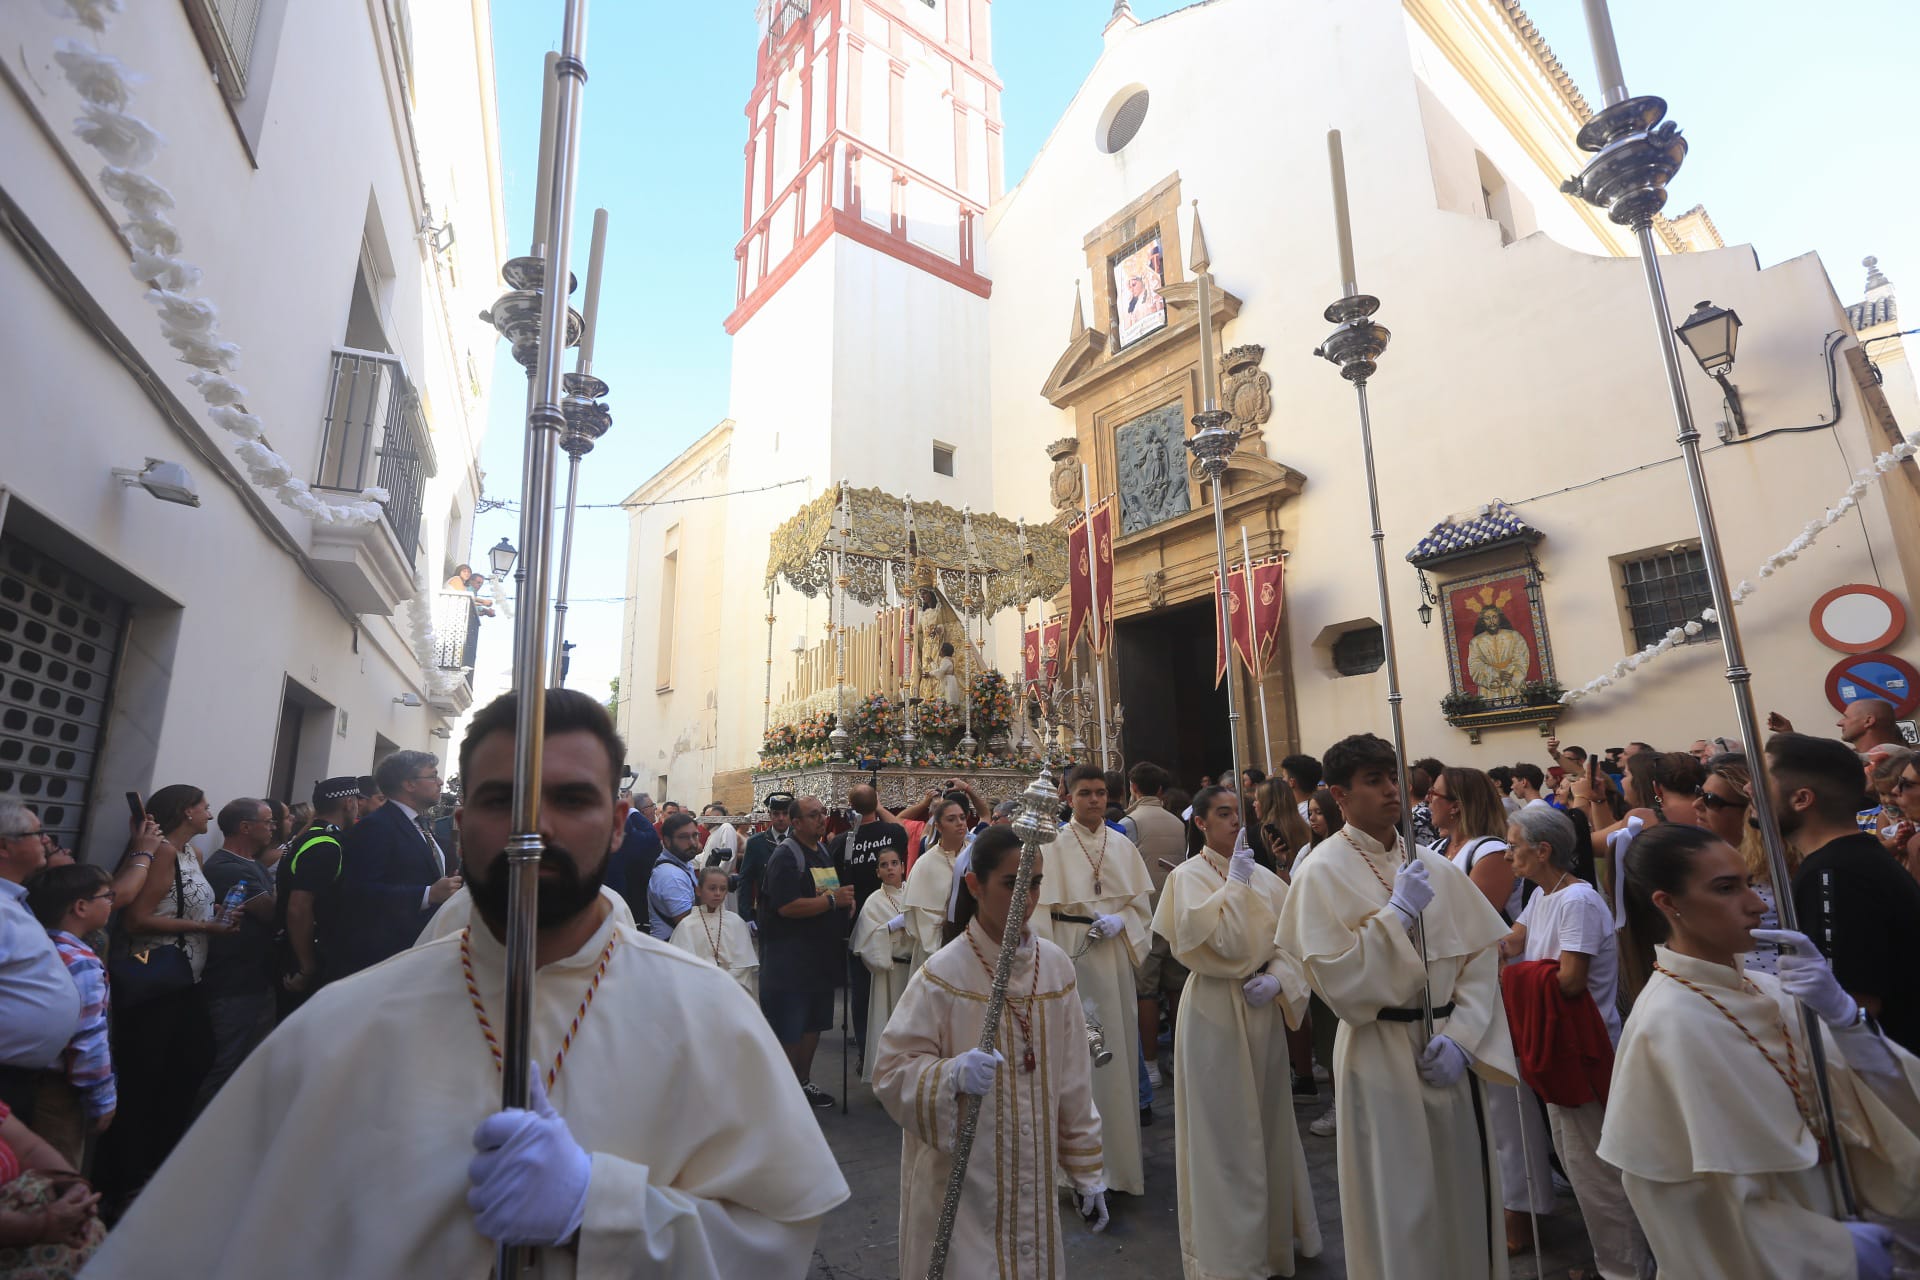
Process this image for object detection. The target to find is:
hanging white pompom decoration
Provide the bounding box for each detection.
[52,41,137,109]
[73,103,161,168]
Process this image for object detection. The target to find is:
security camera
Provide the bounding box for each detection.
[114,458,201,508]
[394,692,424,708]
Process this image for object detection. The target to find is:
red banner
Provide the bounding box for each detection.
[1022,623,1041,686]
[1090,501,1114,653]
[1248,559,1285,674]
[1065,514,1091,656]
[1041,615,1063,686]
[1213,568,1253,686]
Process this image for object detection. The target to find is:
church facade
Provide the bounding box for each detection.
[620,0,1920,806]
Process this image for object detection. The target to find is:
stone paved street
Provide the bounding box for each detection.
[804,1027,1597,1278]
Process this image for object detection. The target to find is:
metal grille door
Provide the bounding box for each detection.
[0,536,126,850]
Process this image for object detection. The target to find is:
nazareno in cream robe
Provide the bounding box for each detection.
[86,907,849,1277]
[1274,823,1517,1280]
[852,883,913,1082]
[1152,847,1323,1279]
[669,903,760,1001]
[1028,818,1154,1195]
[902,844,962,971]
[873,919,1105,1280]
[1599,944,1920,1280]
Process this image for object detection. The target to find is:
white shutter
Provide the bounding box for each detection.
[184,0,265,97]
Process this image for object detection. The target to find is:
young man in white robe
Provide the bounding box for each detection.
[1274,733,1517,1280]
[1028,763,1153,1197]
[851,847,913,1083]
[874,826,1108,1278]
[671,866,760,1000]
[1153,785,1321,1280]
[85,689,848,1278]
[1601,821,1920,1280]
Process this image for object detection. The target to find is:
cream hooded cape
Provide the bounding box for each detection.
[84,904,847,1278]
[669,903,760,1000]
[1274,824,1515,1280]
[852,883,913,1082]
[1152,848,1321,1279]
[873,920,1103,1280]
[1598,945,1920,1280]
[1028,818,1154,1195]
[902,845,963,970]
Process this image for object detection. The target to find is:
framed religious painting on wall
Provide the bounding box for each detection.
[1110,228,1167,349]
[1438,565,1555,708]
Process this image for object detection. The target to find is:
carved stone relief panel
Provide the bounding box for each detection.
[1114,400,1191,535]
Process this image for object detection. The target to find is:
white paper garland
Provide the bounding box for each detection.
[1559,434,1920,706]
[45,0,468,699]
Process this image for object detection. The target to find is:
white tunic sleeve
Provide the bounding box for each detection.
[579,1157,827,1279]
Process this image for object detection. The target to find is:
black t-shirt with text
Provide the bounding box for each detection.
[835,820,908,916]
[759,836,847,994]
[1793,832,1920,1054]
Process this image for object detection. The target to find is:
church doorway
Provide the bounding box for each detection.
[1113,599,1231,793]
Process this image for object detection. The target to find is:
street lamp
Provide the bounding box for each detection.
[488,537,519,578]
[1675,300,1747,437]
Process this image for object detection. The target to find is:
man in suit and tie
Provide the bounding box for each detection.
[335,749,462,977]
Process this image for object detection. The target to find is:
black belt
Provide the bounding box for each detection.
[1379,1001,1453,1023]
[1050,911,1096,925]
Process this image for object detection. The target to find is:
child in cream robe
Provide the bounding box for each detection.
[1028,816,1154,1195]
[1599,943,1920,1280]
[873,918,1104,1280]
[1274,824,1516,1280]
[851,854,913,1082]
[1153,844,1322,1279]
[670,868,759,1001]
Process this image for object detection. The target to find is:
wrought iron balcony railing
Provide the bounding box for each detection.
[432,590,479,692]
[317,347,434,561]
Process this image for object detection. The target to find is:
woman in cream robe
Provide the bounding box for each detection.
[1600,821,1920,1280]
[852,872,913,1082]
[901,800,971,971]
[669,901,760,1000]
[1275,820,1516,1280]
[1152,785,1321,1279]
[1029,791,1154,1196]
[874,837,1106,1280]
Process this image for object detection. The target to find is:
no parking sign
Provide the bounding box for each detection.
[1825,651,1920,718]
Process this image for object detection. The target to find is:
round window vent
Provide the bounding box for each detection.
[1098,87,1150,155]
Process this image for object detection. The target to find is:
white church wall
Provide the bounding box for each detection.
[981,0,1913,770]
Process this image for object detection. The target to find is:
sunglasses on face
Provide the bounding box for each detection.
[1893,776,1920,795]
[1699,791,1749,812]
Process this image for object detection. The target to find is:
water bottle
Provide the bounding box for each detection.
[220,881,249,927]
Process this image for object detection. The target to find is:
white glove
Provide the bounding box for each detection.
[1386,859,1434,930]
[1848,1223,1894,1280]
[1242,972,1281,1006]
[948,1048,1004,1096]
[1416,1034,1469,1088]
[886,913,908,933]
[468,1073,591,1247]
[1226,849,1256,885]
[1089,913,1126,940]
[1077,1184,1109,1234]
[1752,928,1858,1026]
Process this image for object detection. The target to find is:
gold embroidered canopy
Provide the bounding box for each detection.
[765,485,1068,616]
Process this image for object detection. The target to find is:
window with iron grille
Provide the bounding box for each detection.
[1332,626,1385,677]
[1621,546,1719,650]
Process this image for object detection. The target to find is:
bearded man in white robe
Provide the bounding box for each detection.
[85,689,847,1278]
[1275,733,1516,1280]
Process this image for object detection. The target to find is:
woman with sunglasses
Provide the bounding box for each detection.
[1695,758,1799,976]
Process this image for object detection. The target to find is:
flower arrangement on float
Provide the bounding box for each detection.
[849,692,901,743]
[968,670,1015,736]
[914,697,961,739]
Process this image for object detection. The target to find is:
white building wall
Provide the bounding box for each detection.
[983,0,1915,766]
[1,1,502,856]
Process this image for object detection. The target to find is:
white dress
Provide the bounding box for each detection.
[851,885,913,1082]
[669,904,760,1000]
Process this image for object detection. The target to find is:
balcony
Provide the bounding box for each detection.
[307,347,438,615]
[429,589,480,713]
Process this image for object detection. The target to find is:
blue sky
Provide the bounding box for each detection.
[473,0,1916,702]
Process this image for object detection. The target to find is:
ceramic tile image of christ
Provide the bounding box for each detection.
[1112,229,1167,349]
[1440,569,1551,704]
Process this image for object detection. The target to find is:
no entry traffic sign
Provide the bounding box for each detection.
[1825,651,1920,718]
[1809,584,1906,654]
